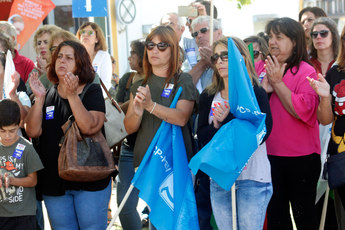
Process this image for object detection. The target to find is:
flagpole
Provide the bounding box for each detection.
[231,184,237,230]
[209,0,214,46]
[318,184,329,230]
[106,184,134,230]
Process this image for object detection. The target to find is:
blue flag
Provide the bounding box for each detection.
[189,38,267,191]
[132,87,199,230]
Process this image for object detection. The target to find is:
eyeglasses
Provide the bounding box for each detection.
[80,29,95,36]
[211,51,228,64]
[311,30,329,39]
[145,41,170,51]
[192,27,209,38]
[49,46,57,52]
[253,50,262,59]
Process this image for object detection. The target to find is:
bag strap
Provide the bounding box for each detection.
[99,79,122,113]
[125,72,136,90]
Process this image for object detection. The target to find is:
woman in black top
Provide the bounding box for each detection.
[25,41,110,230]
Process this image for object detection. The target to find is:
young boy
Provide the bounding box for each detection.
[0,99,43,230]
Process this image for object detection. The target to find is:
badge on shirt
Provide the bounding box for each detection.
[46,106,55,120]
[209,101,222,117]
[12,143,26,159]
[161,83,174,98]
[93,65,98,72]
[258,72,266,83]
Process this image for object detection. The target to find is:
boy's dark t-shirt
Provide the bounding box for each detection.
[0,136,43,217]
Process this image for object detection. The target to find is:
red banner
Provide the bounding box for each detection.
[0,0,14,20]
[8,0,55,49]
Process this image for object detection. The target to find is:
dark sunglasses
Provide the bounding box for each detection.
[192,27,209,38]
[310,30,329,39]
[211,51,228,64]
[253,50,261,59]
[145,41,170,51]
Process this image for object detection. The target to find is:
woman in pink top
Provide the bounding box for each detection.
[262,17,321,229]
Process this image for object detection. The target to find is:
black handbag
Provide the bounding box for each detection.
[324,152,345,189]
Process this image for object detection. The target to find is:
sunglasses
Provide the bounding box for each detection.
[211,51,228,64]
[80,29,95,36]
[310,30,329,39]
[145,41,170,51]
[253,50,262,59]
[49,46,57,52]
[192,27,209,38]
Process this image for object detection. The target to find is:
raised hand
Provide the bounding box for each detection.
[213,101,230,129]
[199,46,213,67]
[36,56,48,75]
[63,72,80,98]
[265,55,287,85]
[307,73,330,98]
[9,71,20,98]
[29,71,46,98]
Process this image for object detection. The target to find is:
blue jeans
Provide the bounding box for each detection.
[43,180,111,230]
[210,179,272,230]
[116,144,141,230]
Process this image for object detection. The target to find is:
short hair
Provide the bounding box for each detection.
[0,21,17,46]
[257,32,269,44]
[0,51,5,68]
[0,32,14,56]
[33,25,61,52]
[143,26,179,86]
[191,16,222,32]
[298,7,327,22]
[48,40,95,85]
[48,30,80,54]
[130,39,145,70]
[161,13,184,29]
[0,99,20,128]
[265,17,309,75]
[243,35,269,60]
[310,17,339,60]
[76,22,107,52]
[336,26,345,72]
[207,37,259,95]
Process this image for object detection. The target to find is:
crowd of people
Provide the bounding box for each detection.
[0,1,345,230]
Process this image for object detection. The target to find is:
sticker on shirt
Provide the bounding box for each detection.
[161,83,174,98]
[93,65,98,72]
[209,100,223,117]
[46,106,55,120]
[333,79,345,115]
[258,72,266,83]
[12,143,26,159]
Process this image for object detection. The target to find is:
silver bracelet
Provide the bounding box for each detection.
[150,102,157,114]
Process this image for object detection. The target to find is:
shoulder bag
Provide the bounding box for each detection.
[58,84,115,182]
[100,79,127,148]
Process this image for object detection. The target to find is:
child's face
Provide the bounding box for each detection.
[0,124,20,146]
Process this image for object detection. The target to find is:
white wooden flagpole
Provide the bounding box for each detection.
[209,0,214,46]
[231,184,237,230]
[106,184,134,230]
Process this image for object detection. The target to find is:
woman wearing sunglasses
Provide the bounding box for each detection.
[76,22,112,96]
[307,25,345,228]
[310,17,339,76]
[244,35,269,81]
[196,36,272,229]
[263,17,321,229]
[124,24,198,182]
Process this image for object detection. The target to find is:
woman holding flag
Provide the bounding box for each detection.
[263,17,321,229]
[196,36,273,229]
[124,25,198,168]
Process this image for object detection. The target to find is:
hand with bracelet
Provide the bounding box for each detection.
[134,85,157,115]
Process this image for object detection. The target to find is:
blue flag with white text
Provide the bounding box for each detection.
[189,38,267,191]
[132,87,199,230]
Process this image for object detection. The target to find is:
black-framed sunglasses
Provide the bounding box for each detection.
[211,51,228,64]
[310,30,329,39]
[145,41,170,51]
[253,50,262,59]
[192,27,209,38]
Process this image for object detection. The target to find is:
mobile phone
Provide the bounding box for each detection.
[178,6,198,17]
